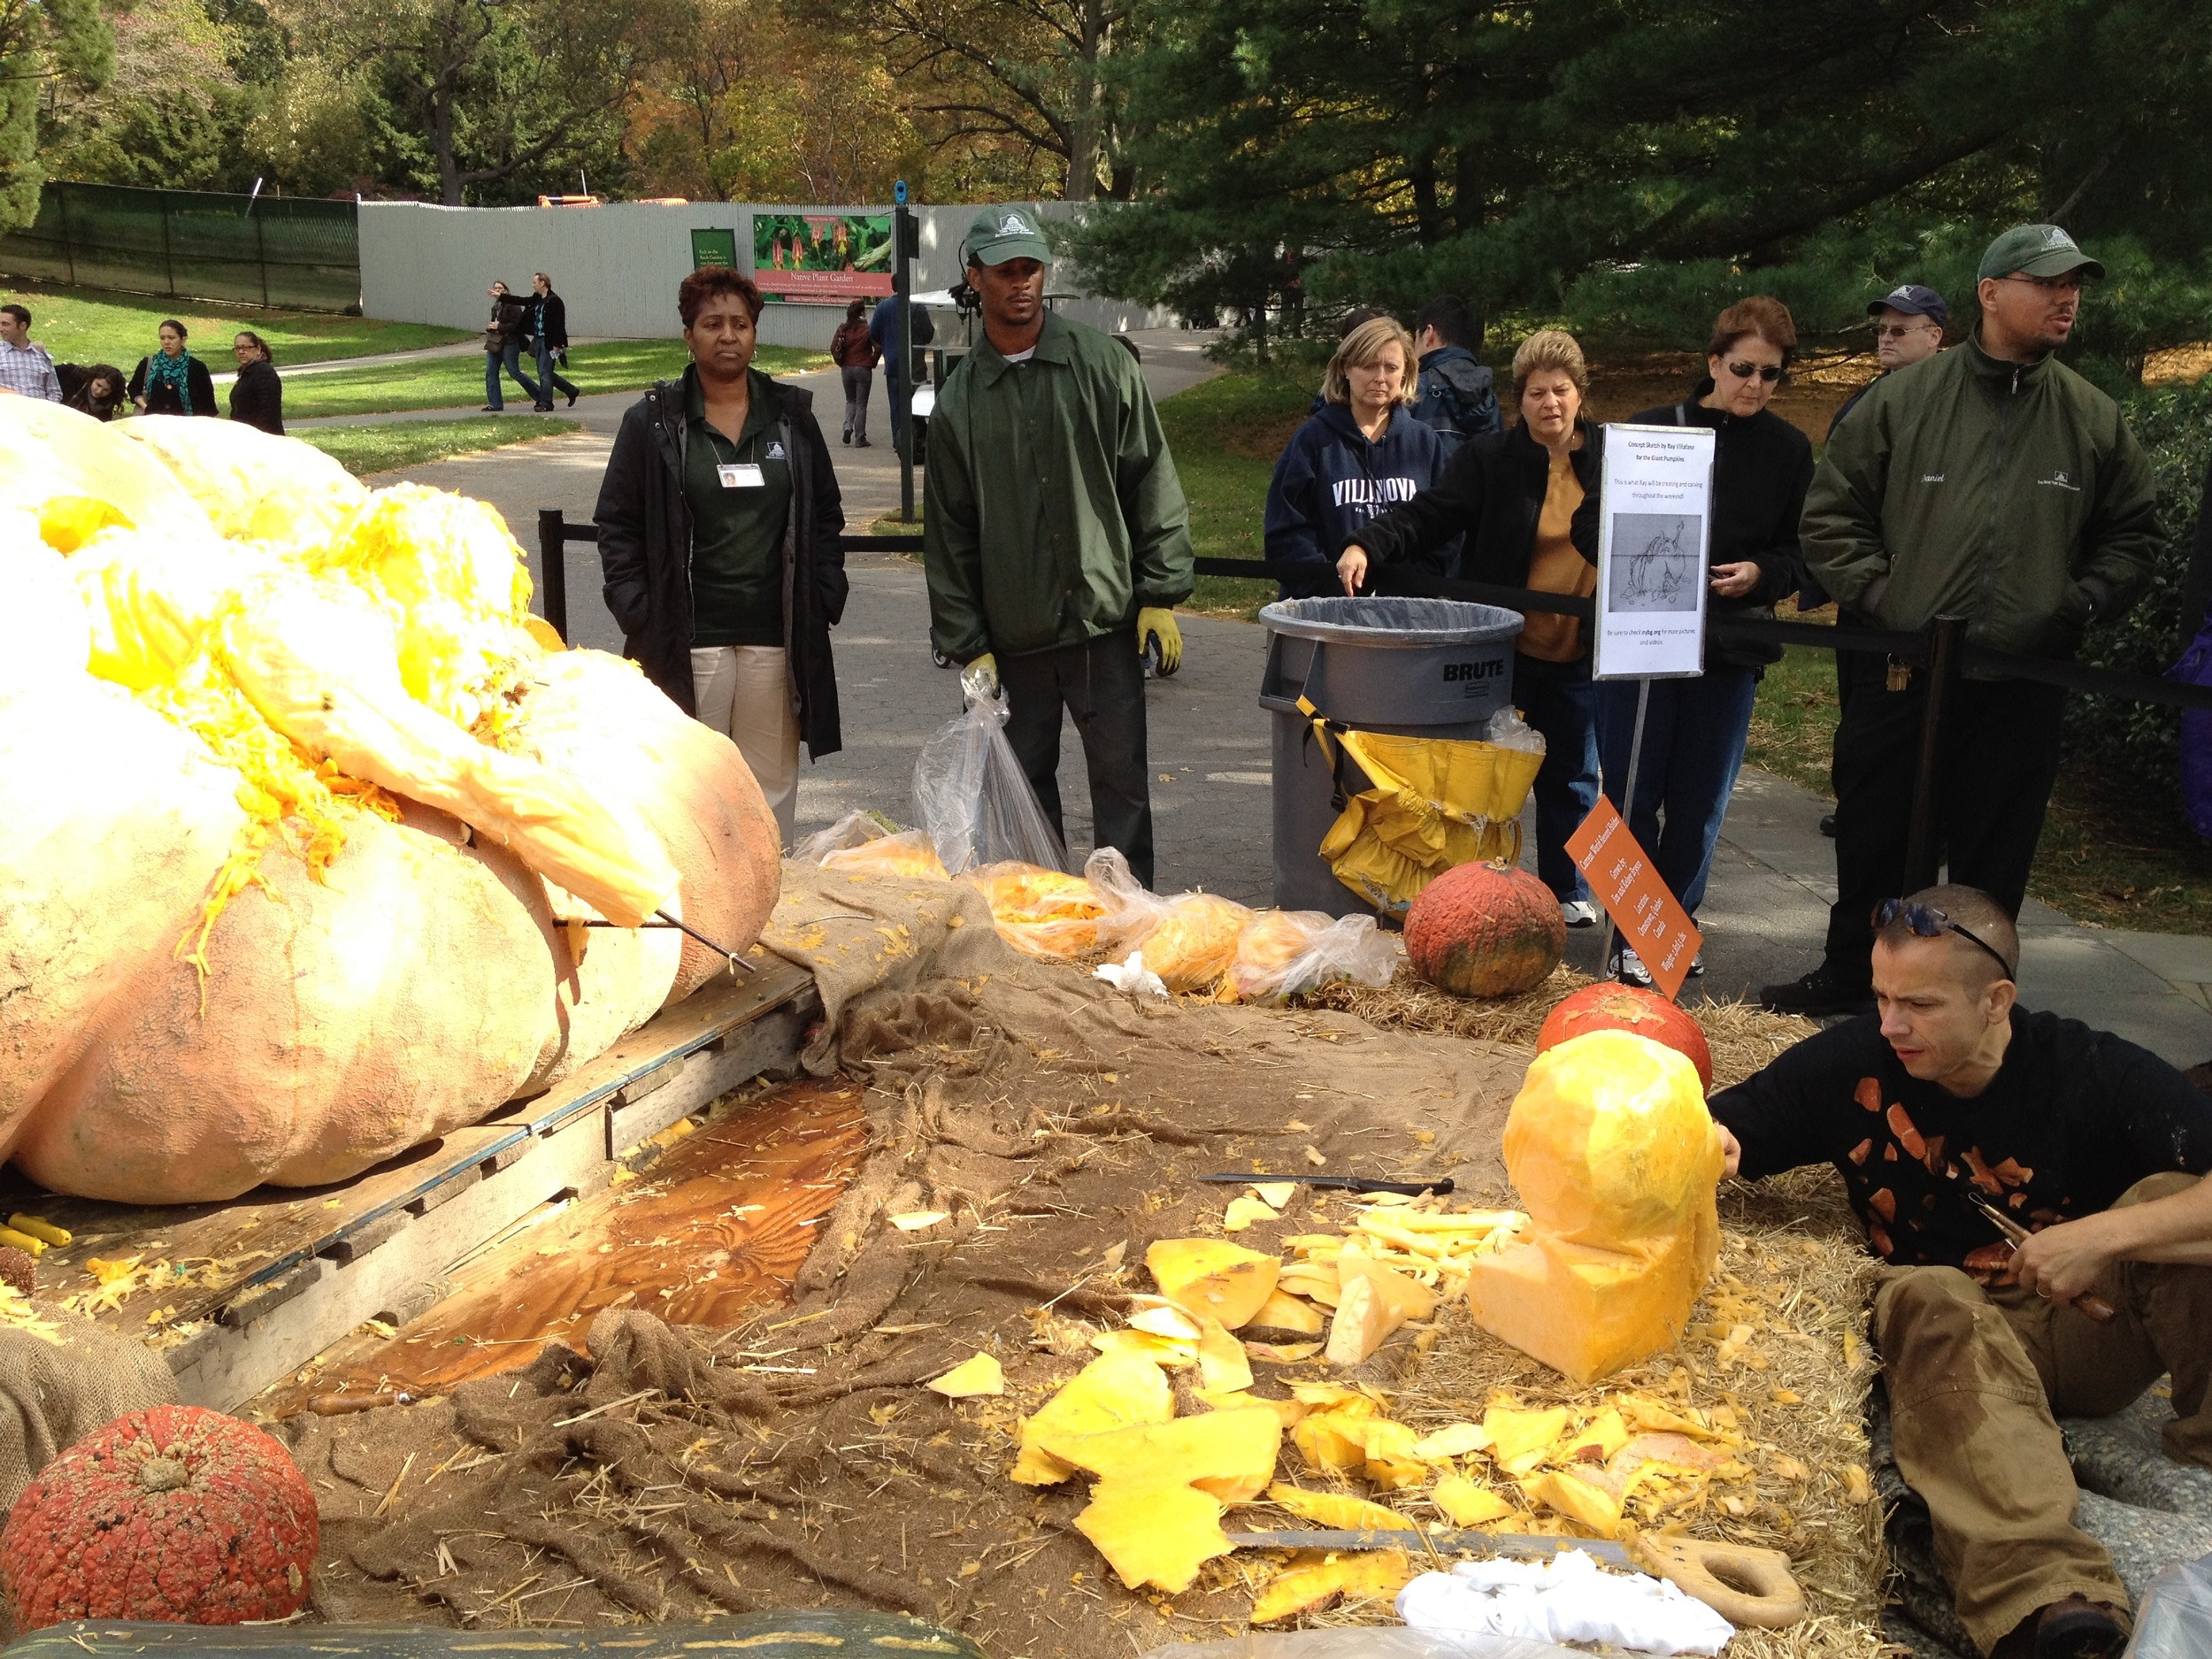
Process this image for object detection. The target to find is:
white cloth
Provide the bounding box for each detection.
[690,644,799,846]
[1093,949,1167,999]
[1396,1549,1736,1656]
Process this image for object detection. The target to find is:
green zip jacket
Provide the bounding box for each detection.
[1801,330,2162,671]
[924,312,1194,662]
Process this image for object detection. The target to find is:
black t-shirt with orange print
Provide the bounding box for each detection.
[1710,1010,2212,1277]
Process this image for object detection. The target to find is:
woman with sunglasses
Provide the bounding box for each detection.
[1571,296,1814,987]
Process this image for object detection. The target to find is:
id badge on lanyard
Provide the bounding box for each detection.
[718,463,765,488]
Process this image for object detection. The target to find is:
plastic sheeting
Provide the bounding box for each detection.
[1259,595,1525,648]
[912,665,1068,875]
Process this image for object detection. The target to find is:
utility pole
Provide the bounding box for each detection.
[894,181,916,523]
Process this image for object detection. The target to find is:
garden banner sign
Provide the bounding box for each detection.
[751,212,895,302]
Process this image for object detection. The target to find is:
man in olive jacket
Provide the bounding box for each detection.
[1763,226,2163,1016]
[923,205,1194,887]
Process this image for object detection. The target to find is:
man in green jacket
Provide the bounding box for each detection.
[1764,225,2164,1017]
[924,205,1194,887]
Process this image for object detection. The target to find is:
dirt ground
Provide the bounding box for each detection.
[273,946,1885,1659]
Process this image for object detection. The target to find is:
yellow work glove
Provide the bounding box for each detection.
[961,653,999,703]
[1137,608,1182,674]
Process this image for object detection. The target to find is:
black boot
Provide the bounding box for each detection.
[1759,963,1874,1017]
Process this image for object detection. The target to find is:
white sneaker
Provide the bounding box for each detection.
[1559,899,1598,928]
[1610,948,1655,989]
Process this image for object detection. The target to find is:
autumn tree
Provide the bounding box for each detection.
[1,0,110,229]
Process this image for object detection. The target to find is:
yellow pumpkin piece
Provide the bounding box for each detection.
[1010,1352,1173,1486]
[1562,1407,1630,1464]
[1352,1420,1430,1492]
[1325,1274,1396,1367]
[1267,1484,1410,1532]
[1202,1392,1309,1430]
[1075,1478,1231,1593]
[1337,1246,1439,1322]
[1147,1238,1282,1330]
[1254,1182,1298,1209]
[1293,1408,1372,1475]
[1045,1406,1283,1503]
[1277,1270,1341,1309]
[1616,1394,1734,1443]
[85,1256,141,1286]
[1090,1327,1197,1369]
[1288,1381,1374,1409]
[5,1215,71,1248]
[1246,1340,1325,1365]
[1432,1473,1515,1526]
[1482,1404,1571,1476]
[1129,1304,1203,1340]
[1251,1550,1413,1624]
[925,1354,1005,1398]
[889,1210,951,1232]
[1609,1431,1732,1484]
[1196,1314,1256,1394]
[1521,1468,1626,1537]
[1248,1289,1326,1338]
[1224,1194,1279,1233]
[1411,1423,1492,1462]
[1379,1208,1528,1235]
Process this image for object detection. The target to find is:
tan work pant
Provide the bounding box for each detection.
[690,645,799,848]
[1876,1172,2212,1654]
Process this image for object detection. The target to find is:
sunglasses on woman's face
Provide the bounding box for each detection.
[1725,360,1783,383]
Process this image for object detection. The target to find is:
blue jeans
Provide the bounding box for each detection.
[485,340,541,410]
[1594,666,1758,918]
[1512,652,1600,902]
[534,340,579,407]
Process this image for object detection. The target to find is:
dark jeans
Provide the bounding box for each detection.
[533,341,579,408]
[999,628,1154,888]
[1513,651,1599,902]
[1595,666,1759,918]
[485,340,541,410]
[841,365,872,440]
[1822,655,2066,983]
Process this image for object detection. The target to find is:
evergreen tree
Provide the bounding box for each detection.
[0,0,111,231]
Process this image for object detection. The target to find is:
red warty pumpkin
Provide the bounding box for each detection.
[1536,981,1714,1091]
[1,1405,319,1628]
[1403,862,1565,998]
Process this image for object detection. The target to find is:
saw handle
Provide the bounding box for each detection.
[1629,1535,1806,1629]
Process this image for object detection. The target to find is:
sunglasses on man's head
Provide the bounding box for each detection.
[1872,898,2015,978]
[1725,360,1782,382]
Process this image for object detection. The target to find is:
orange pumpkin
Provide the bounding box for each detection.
[1403,862,1563,998]
[1536,982,1712,1090]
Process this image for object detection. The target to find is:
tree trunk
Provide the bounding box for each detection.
[431,81,462,204]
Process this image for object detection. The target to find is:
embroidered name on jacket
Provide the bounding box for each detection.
[2037,471,2080,491]
[1331,476,1421,510]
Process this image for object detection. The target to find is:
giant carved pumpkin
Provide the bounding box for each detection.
[0,403,780,1203]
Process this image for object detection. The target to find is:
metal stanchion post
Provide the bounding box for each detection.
[1597,676,1655,973]
[1901,613,1967,892]
[894,186,916,524]
[535,508,570,643]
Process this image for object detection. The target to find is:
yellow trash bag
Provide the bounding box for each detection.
[1302,696,1544,915]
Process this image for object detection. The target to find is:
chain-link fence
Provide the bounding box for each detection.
[0,183,360,312]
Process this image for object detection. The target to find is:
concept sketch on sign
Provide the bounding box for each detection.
[1607,514,1704,614]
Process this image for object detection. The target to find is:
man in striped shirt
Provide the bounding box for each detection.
[0,304,63,402]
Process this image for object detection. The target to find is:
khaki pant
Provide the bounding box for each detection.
[1877,1172,2212,1654]
[690,645,799,847]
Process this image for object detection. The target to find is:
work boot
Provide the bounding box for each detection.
[1992,1595,2129,1659]
[1818,812,1837,837]
[1758,963,1873,1017]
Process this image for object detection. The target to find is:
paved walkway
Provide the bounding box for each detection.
[363,340,2212,1069]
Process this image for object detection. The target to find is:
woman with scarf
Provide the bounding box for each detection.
[127,320,218,418]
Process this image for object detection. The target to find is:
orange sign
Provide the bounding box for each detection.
[1563,797,1702,1002]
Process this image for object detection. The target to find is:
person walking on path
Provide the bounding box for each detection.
[1263,315,1453,599]
[923,204,1194,888]
[127,319,217,417]
[1714,884,2212,1659]
[1762,226,2163,1018]
[1338,328,1603,929]
[0,303,62,402]
[869,289,934,449]
[1571,296,1814,988]
[1407,295,1500,455]
[529,273,580,411]
[830,299,879,447]
[227,331,284,434]
[481,280,541,412]
[593,267,848,848]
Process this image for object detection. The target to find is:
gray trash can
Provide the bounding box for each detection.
[1258,596,1525,918]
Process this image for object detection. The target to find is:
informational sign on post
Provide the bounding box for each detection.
[1564,795,1702,1002]
[1592,423,1717,680]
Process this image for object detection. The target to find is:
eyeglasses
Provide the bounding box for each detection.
[1725,361,1782,383]
[1872,898,2016,978]
[1870,323,1933,340]
[1999,273,2085,293]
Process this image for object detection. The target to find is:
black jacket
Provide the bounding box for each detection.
[594,368,849,757]
[128,354,218,418]
[1571,384,1813,671]
[228,358,284,434]
[488,295,533,349]
[535,291,568,351]
[1356,417,1601,592]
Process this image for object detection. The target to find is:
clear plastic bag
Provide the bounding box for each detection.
[790,809,949,880]
[2128,1554,2212,1657]
[912,666,1068,876]
[1087,847,1251,993]
[1486,703,1548,755]
[959,860,1103,958]
[1217,908,1402,1005]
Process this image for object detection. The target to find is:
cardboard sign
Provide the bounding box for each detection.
[1593,423,1716,680]
[1564,796,1702,1002]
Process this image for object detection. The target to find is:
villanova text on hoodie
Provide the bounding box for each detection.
[1264,402,1457,597]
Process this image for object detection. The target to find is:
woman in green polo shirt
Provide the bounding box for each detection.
[595,267,849,845]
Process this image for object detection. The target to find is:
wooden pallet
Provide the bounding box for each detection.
[0,958,819,1409]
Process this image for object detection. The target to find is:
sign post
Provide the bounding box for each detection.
[894,182,916,524]
[1586,422,1717,992]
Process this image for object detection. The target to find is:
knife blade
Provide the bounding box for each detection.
[1197,1173,1455,1196]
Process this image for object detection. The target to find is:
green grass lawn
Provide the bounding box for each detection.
[1156,361,1311,617]
[0,280,469,368]
[283,342,830,419]
[296,417,581,477]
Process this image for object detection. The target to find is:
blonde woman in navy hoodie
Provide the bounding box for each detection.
[1264,317,1455,597]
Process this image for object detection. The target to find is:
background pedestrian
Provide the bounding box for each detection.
[56,363,126,420]
[0,303,62,402]
[481,280,541,412]
[1408,295,1500,453]
[228,331,284,434]
[530,273,580,411]
[830,298,879,447]
[128,319,217,417]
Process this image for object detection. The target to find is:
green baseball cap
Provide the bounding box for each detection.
[1977,223,2105,283]
[964,204,1051,266]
